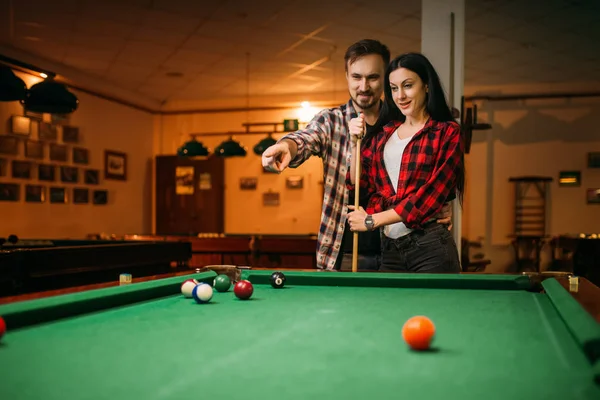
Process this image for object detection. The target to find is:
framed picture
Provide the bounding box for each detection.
[73,188,89,204]
[25,140,44,159]
[49,187,67,203]
[239,177,257,190]
[93,189,108,205]
[62,126,79,143]
[39,122,58,141]
[73,147,89,164]
[262,191,280,206]
[25,185,45,202]
[38,164,56,181]
[60,166,78,183]
[0,183,20,201]
[587,188,600,204]
[11,160,32,179]
[84,169,100,184]
[49,143,68,162]
[588,152,600,168]
[10,115,31,136]
[286,176,303,189]
[0,135,19,155]
[558,171,581,187]
[104,150,127,180]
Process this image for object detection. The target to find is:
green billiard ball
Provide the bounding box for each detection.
[213,274,231,292]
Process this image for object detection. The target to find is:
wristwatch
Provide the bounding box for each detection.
[364,215,375,231]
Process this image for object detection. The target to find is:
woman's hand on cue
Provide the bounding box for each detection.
[347,205,368,232]
[349,113,366,146]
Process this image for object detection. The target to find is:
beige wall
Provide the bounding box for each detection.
[153,102,335,235]
[464,94,600,272]
[0,72,154,239]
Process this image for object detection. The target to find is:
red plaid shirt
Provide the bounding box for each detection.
[348,118,463,229]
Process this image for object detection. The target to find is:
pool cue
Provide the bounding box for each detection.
[351,134,362,273]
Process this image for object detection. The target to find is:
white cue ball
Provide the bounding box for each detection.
[192,284,213,303]
[181,279,198,298]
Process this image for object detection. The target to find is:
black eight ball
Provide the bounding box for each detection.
[270,272,286,288]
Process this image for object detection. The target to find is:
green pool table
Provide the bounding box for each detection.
[0,271,599,400]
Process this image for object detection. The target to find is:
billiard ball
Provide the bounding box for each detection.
[270,271,286,289]
[0,316,5,341]
[213,274,231,292]
[234,280,253,300]
[402,316,435,351]
[181,279,198,298]
[192,283,213,303]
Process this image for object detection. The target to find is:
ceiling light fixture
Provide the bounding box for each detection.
[177,138,209,158]
[0,65,27,101]
[214,136,247,157]
[24,78,79,114]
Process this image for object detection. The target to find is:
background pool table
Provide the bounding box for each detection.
[0,270,598,400]
[0,238,191,295]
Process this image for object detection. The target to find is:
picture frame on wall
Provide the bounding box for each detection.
[104,150,127,181]
[11,160,32,179]
[587,188,600,204]
[84,169,100,184]
[25,140,44,160]
[49,143,68,162]
[93,189,108,205]
[39,122,58,141]
[0,158,6,176]
[588,152,600,168]
[0,135,19,155]
[73,147,89,164]
[286,176,303,189]
[60,166,79,183]
[0,183,19,201]
[62,126,79,143]
[239,177,257,190]
[10,115,31,136]
[49,187,67,203]
[38,164,56,181]
[25,185,45,203]
[73,188,89,204]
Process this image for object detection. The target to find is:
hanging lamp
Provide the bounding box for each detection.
[23,78,78,114]
[0,66,27,101]
[253,134,277,155]
[215,136,247,157]
[177,138,209,157]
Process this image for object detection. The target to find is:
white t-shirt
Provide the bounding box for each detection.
[383,132,413,239]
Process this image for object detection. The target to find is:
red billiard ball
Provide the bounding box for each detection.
[0,316,6,341]
[402,316,435,351]
[234,280,253,300]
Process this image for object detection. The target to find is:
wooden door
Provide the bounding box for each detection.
[155,155,224,235]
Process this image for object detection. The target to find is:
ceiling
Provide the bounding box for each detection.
[1,0,599,110]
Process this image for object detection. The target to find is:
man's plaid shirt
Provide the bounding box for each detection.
[281,99,360,270]
[348,118,463,229]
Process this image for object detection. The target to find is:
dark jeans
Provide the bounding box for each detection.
[337,252,381,272]
[380,222,461,273]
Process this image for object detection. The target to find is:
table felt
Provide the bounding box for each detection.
[0,271,599,400]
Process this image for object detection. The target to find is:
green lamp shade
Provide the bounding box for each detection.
[215,138,247,157]
[177,139,209,157]
[253,136,277,155]
[23,79,79,114]
[0,66,27,101]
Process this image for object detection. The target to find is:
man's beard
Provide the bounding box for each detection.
[352,92,379,110]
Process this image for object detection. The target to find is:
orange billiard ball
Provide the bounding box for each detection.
[402,316,435,350]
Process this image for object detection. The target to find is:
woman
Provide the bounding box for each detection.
[346,52,465,273]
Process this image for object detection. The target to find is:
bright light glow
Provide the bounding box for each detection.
[40,73,47,78]
[301,101,310,108]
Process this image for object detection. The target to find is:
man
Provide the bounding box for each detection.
[262,39,451,271]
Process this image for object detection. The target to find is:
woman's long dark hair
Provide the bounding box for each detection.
[381,52,465,206]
